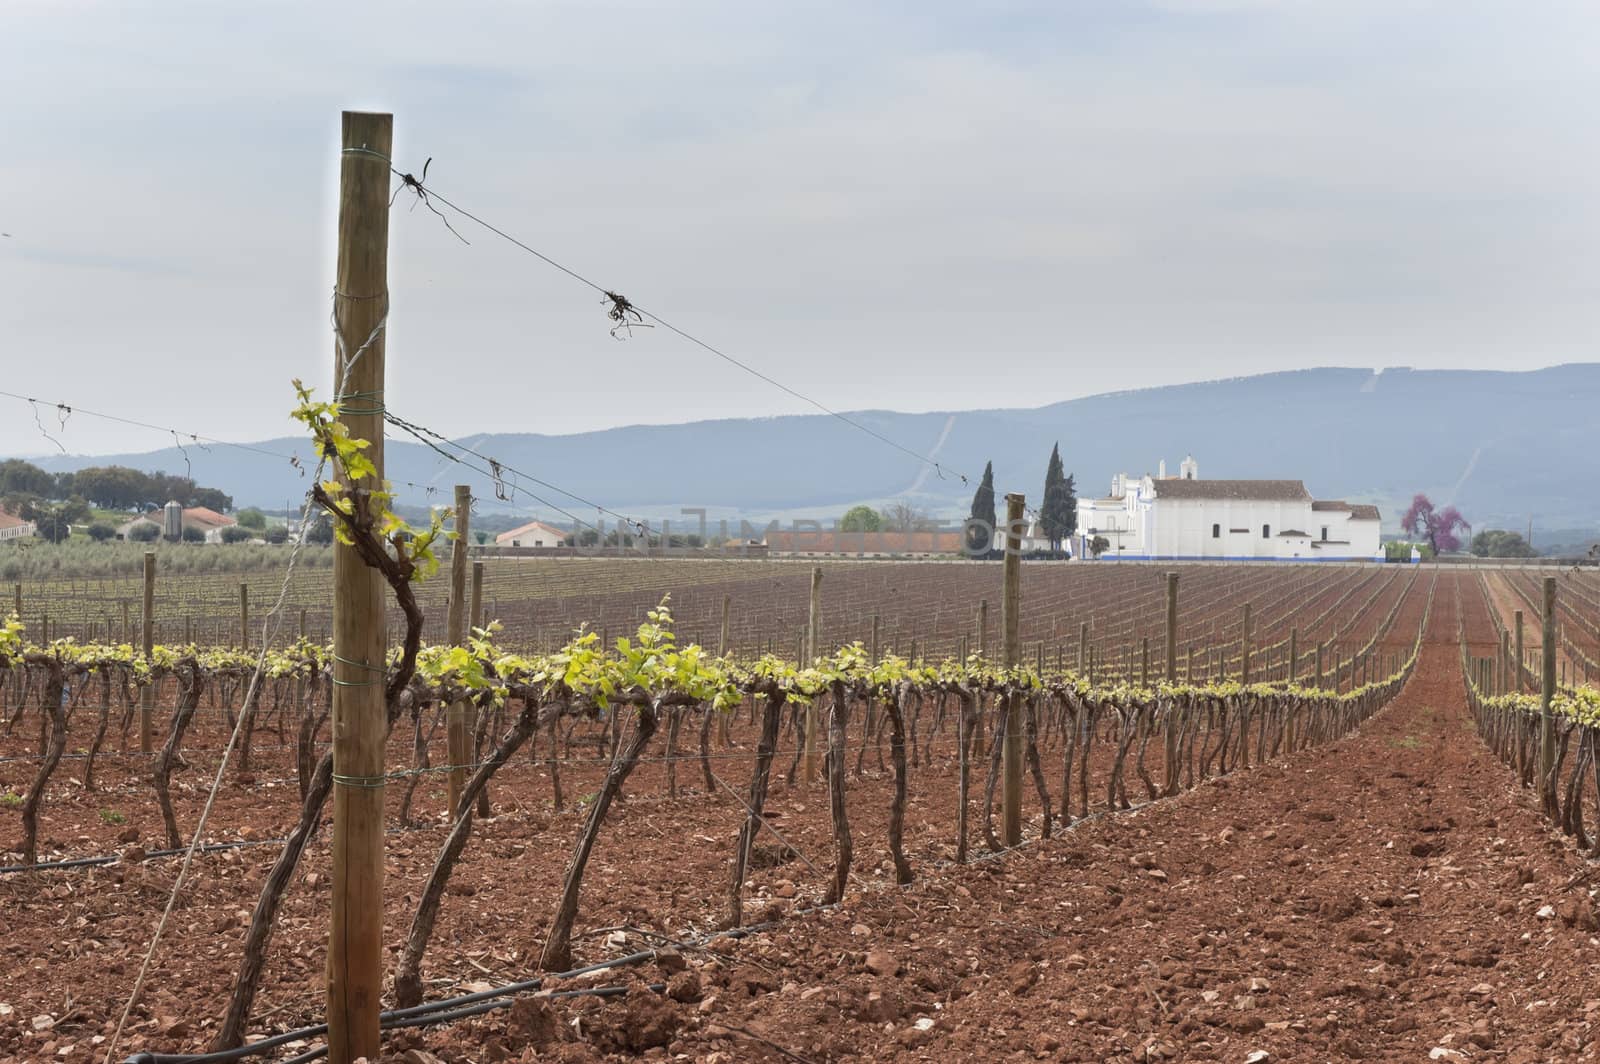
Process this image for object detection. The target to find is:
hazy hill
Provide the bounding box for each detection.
[22,365,1600,536]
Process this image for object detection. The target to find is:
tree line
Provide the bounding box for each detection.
[1,459,233,513]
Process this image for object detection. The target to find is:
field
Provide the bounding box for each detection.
[3,559,1600,1062]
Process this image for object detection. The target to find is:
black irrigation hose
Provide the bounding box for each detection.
[0,836,287,874]
[122,923,781,1064]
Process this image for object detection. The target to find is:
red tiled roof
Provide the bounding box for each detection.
[495,521,568,545]
[0,509,30,531]
[183,507,236,529]
[1311,500,1352,512]
[1349,504,1381,521]
[1153,480,1312,502]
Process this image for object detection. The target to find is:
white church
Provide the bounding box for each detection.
[1075,455,1383,562]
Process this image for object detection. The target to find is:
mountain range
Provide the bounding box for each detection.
[20,365,1599,538]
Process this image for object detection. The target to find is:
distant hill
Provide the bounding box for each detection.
[21,365,1600,536]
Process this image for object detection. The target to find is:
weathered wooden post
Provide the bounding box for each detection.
[446,485,471,816]
[141,552,155,753]
[1001,493,1024,847]
[1078,620,1088,673]
[240,583,250,651]
[1540,578,1557,815]
[1140,637,1149,687]
[1315,642,1324,689]
[803,566,822,782]
[470,559,489,817]
[121,600,130,644]
[1514,609,1525,694]
[1288,628,1299,685]
[327,108,391,1064]
[978,599,989,658]
[719,594,731,657]
[1165,573,1178,683]
[1240,603,1252,685]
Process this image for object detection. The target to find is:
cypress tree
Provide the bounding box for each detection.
[967,461,996,554]
[1041,444,1068,552]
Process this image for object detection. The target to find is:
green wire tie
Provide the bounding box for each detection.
[332,653,384,686]
[336,390,385,416]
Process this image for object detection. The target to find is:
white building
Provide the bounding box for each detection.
[1076,455,1382,562]
[495,520,568,548]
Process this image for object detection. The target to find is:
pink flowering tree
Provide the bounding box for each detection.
[1399,493,1470,555]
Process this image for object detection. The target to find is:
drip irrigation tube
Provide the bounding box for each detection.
[0,836,287,875]
[121,923,779,1064]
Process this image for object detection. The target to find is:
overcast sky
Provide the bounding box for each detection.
[3,0,1597,459]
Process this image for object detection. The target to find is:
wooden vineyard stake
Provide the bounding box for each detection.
[326,108,392,1064]
[804,566,822,783]
[141,552,155,753]
[1140,637,1149,688]
[1539,578,1557,815]
[470,559,489,817]
[978,599,989,659]
[717,594,734,747]
[1165,573,1178,683]
[240,583,250,651]
[1315,642,1324,689]
[1514,609,1524,694]
[1240,602,1252,684]
[446,486,471,817]
[1000,493,1024,847]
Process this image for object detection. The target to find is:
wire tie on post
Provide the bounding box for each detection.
[340,147,393,165]
[332,772,390,789]
[336,388,386,416]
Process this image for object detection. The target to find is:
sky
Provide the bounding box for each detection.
[3,0,1598,458]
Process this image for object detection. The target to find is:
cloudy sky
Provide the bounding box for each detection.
[3,0,1597,458]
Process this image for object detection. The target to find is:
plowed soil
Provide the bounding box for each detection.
[6,571,1599,1063]
[396,577,1600,1063]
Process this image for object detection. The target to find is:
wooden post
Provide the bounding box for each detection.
[870,614,880,664]
[1165,572,1178,684]
[446,485,471,816]
[1140,637,1149,687]
[1078,621,1088,673]
[1288,628,1299,685]
[470,560,484,633]
[469,559,489,816]
[141,552,155,753]
[1000,493,1024,847]
[1240,603,1252,685]
[803,566,822,782]
[1514,609,1525,694]
[1540,578,1557,813]
[719,594,731,656]
[121,600,130,644]
[1315,642,1324,689]
[238,583,249,651]
[10,583,18,620]
[978,599,989,658]
[184,615,192,645]
[327,108,391,1064]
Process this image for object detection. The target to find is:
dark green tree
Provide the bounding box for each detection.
[966,461,996,554]
[0,459,53,498]
[1040,443,1079,553]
